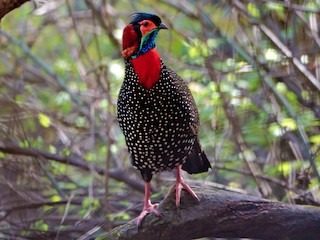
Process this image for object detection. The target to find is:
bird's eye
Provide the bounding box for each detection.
[142,22,149,27]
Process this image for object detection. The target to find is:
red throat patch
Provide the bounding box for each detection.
[131,49,161,89]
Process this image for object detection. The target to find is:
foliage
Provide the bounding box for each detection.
[0,0,319,239]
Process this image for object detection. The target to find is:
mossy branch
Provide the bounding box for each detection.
[100,187,320,240]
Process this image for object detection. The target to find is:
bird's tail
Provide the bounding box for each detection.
[182,140,212,174]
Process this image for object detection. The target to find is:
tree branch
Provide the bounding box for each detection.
[100,187,320,240]
[0,142,146,193]
[0,0,30,21]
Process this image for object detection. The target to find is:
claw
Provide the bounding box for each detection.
[169,165,200,207]
[136,201,161,226]
[136,182,162,226]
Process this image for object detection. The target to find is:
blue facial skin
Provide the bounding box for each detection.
[131,30,159,59]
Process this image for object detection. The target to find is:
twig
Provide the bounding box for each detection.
[214,163,303,195]
[205,56,272,197]
[0,29,86,112]
[258,0,320,14]
[233,0,320,92]
[84,0,121,57]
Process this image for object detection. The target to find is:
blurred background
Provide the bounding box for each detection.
[0,0,320,239]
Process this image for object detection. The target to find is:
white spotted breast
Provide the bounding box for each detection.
[117,59,199,174]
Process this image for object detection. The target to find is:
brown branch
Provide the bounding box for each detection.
[0,198,82,222]
[0,142,147,193]
[0,0,30,20]
[101,187,320,240]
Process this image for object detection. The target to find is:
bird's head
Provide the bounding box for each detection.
[122,12,167,58]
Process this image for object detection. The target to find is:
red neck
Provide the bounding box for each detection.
[130,49,161,89]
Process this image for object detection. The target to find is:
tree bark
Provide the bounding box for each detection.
[100,187,320,240]
[0,0,30,20]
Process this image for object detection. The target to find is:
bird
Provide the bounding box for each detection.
[117,12,211,225]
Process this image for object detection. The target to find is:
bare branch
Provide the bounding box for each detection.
[0,142,146,193]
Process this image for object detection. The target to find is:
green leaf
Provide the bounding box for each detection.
[55,92,72,113]
[84,152,96,162]
[310,135,320,144]
[32,220,49,232]
[15,95,25,103]
[268,123,283,137]
[277,162,291,176]
[107,212,131,222]
[281,118,297,131]
[276,82,287,93]
[19,140,29,148]
[51,195,62,202]
[43,205,53,213]
[247,3,260,18]
[266,2,285,19]
[75,116,86,127]
[82,197,100,210]
[264,48,280,61]
[38,113,51,128]
[49,145,56,154]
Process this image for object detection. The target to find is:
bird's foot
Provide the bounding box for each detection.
[136,201,161,226]
[169,177,199,207]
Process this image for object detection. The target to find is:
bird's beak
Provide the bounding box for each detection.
[158,22,168,30]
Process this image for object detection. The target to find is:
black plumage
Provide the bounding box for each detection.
[117,12,211,225]
[117,59,211,182]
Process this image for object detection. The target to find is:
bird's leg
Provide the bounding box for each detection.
[169,165,200,207]
[136,182,161,226]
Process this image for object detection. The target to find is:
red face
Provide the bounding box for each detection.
[122,20,158,58]
[138,20,158,36]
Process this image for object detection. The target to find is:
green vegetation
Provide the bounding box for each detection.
[0,0,319,239]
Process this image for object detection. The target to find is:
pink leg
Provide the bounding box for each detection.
[136,182,161,226]
[169,165,200,207]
